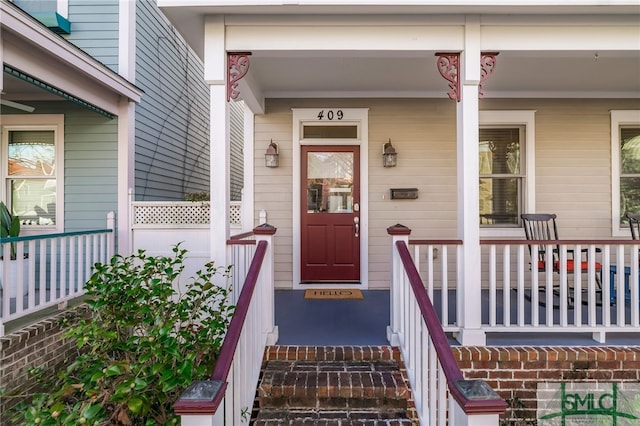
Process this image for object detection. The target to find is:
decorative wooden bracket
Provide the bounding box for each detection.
[479,52,499,99]
[227,52,252,102]
[435,52,500,101]
[435,52,461,102]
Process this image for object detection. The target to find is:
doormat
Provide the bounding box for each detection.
[304,289,364,300]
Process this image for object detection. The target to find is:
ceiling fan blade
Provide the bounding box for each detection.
[0,99,35,113]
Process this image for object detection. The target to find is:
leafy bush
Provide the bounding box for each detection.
[184,191,210,202]
[13,245,234,426]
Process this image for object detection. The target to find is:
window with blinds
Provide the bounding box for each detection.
[620,126,640,224]
[479,127,525,227]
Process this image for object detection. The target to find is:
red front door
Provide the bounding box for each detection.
[301,146,360,282]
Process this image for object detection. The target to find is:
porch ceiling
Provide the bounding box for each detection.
[245,50,640,99]
[157,2,640,102]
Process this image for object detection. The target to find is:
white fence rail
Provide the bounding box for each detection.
[0,213,115,336]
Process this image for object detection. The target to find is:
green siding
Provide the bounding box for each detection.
[134,0,210,201]
[64,1,120,72]
[65,109,118,232]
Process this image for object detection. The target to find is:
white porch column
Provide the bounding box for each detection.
[242,105,255,231]
[205,16,231,267]
[456,16,485,346]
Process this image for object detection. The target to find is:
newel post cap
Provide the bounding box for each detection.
[253,223,277,235]
[387,224,412,235]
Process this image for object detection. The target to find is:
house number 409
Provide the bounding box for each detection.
[317,110,344,120]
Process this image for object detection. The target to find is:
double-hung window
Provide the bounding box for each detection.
[1,115,63,232]
[612,110,640,235]
[479,111,536,236]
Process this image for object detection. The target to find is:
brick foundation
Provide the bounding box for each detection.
[452,346,640,424]
[0,306,86,426]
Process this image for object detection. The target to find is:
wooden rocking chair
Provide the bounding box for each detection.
[521,213,602,306]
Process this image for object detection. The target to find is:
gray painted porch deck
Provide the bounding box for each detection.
[275,289,640,346]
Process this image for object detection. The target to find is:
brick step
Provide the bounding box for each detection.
[258,361,410,409]
[264,345,402,363]
[253,408,415,425]
[252,346,418,425]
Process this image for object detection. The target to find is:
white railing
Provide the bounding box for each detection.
[175,225,278,426]
[0,213,115,336]
[408,238,463,334]
[405,234,640,343]
[227,231,257,302]
[388,226,506,426]
[481,239,640,343]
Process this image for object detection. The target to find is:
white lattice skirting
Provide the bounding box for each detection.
[132,201,241,226]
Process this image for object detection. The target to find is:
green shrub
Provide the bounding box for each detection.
[13,245,234,426]
[184,192,210,202]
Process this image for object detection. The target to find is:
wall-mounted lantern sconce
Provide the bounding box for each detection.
[265,140,279,168]
[383,139,397,168]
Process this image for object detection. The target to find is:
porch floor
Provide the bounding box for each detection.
[274,289,640,346]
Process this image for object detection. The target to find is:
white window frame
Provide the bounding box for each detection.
[479,110,536,238]
[1,115,64,234]
[611,110,640,237]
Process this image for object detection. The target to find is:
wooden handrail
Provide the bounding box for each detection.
[229,230,255,240]
[409,239,463,245]
[173,239,268,415]
[395,240,507,415]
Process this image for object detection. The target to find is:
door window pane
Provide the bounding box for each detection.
[306,152,353,213]
[479,127,523,226]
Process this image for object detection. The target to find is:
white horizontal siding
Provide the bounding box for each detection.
[256,97,640,289]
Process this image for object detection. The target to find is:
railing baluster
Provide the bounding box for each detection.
[488,245,496,326]
[39,239,46,307]
[515,245,523,327]
[440,245,448,328]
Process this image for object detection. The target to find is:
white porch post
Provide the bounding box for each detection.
[242,105,255,231]
[205,16,231,267]
[387,224,411,346]
[456,16,485,346]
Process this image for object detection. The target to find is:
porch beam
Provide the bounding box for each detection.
[225,25,464,52]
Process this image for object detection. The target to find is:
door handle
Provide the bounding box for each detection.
[354,216,359,237]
